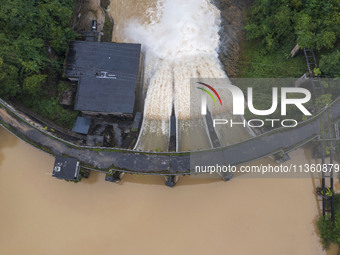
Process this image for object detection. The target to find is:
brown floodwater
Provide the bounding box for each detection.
[1,126,339,255]
[109,0,158,42]
[0,1,338,254]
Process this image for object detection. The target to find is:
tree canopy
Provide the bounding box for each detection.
[0,0,76,99]
[319,50,340,77]
[246,0,340,51]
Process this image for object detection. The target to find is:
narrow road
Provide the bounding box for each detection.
[0,98,339,174]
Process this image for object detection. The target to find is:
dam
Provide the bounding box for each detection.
[0,97,339,176]
[0,0,339,182]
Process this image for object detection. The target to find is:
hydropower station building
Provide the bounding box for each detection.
[64,41,142,118]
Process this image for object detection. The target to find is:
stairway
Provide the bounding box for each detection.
[320,142,335,220]
[303,48,324,98]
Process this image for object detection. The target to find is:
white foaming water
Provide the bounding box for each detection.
[126,0,220,60]
[125,0,245,151]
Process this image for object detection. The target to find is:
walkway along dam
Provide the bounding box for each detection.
[0,97,339,176]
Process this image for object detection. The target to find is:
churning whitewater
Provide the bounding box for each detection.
[123,0,249,151]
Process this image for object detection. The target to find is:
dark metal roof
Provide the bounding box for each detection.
[65,41,141,79]
[72,116,92,134]
[52,157,80,181]
[65,41,141,114]
[74,75,136,114]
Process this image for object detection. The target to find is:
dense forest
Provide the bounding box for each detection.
[238,0,340,126]
[239,0,339,76]
[246,0,340,53]
[241,0,340,79]
[0,0,77,127]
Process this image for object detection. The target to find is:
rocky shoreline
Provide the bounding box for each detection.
[214,0,250,77]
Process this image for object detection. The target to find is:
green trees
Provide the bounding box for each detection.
[0,0,78,128]
[0,57,20,99]
[246,0,340,52]
[317,194,340,248]
[239,0,340,128]
[319,50,340,78]
[0,0,76,99]
[23,74,47,96]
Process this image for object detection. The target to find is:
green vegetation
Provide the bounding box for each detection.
[242,0,340,79]
[237,5,307,128]
[0,0,77,128]
[315,94,333,109]
[319,50,340,78]
[237,40,306,78]
[317,194,340,248]
[100,0,113,42]
[236,41,308,127]
[237,0,340,128]
[245,0,340,52]
[23,96,78,129]
[101,15,113,42]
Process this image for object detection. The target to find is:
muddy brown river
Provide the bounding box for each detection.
[0,1,338,254]
[1,127,339,254]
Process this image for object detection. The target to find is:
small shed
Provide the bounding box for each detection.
[52,157,80,181]
[72,116,92,134]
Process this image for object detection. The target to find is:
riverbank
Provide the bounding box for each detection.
[0,127,331,255]
[213,0,247,77]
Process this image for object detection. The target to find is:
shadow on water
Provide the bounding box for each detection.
[116,174,221,186]
[118,174,167,186]
[0,127,19,167]
[82,171,223,186]
[176,176,221,186]
[81,171,101,184]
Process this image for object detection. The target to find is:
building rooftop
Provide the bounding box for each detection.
[64,41,141,115]
[74,74,136,114]
[72,116,92,134]
[65,41,141,79]
[52,157,80,181]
